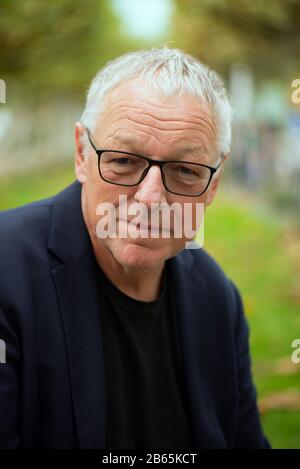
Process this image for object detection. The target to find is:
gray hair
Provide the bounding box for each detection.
[80,47,232,156]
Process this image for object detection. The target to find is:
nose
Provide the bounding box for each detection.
[134,165,167,206]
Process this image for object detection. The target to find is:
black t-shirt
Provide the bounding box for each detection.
[95,261,193,449]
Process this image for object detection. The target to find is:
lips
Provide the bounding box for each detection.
[118,219,173,235]
[119,219,157,230]
[136,222,160,231]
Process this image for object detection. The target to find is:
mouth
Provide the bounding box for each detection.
[137,222,159,231]
[118,219,173,236]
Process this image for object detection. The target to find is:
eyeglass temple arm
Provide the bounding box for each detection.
[214,152,224,172]
[84,126,98,152]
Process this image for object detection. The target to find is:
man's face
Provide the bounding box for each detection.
[75,79,223,272]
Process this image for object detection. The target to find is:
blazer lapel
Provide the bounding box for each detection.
[48,181,107,448]
[168,253,227,448]
[52,250,106,448]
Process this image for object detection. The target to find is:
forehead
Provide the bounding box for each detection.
[97,79,217,156]
[103,79,212,121]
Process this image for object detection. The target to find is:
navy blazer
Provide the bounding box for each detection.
[0,180,270,448]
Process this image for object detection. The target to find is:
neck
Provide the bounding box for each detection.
[94,245,165,302]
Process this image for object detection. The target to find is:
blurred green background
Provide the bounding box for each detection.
[0,0,300,448]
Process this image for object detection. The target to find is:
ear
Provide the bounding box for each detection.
[74,122,88,184]
[204,153,228,207]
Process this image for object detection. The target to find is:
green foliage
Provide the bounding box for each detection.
[0,162,75,209]
[0,0,135,101]
[261,410,300,449]
[172,0,300,79]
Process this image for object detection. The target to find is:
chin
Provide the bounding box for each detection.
[108,239,177,272]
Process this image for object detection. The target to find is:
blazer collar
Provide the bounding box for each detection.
[48,180,92,264]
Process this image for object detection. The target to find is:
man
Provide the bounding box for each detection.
[0,47,269,449]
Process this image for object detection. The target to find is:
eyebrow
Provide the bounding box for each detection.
[112,135,208,158]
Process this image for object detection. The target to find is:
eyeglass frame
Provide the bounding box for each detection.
[85,126,224,197]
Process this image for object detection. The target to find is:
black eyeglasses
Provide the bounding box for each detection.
[85,127,223,197]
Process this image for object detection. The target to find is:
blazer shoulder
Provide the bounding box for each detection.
[178,247,242,328]
[0,197,53,246]
[0,187,68,279]
[178,246,231,286]
[0,181,80,311]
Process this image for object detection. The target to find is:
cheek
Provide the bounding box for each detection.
[89,184,135,227]
[86,156,100,185]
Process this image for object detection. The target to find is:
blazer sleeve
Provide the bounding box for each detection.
[230,281,271,449]
[0,307,21,448]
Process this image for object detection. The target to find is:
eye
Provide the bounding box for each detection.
[178,166,197,175]
[103,153,139,166]
[112,157,132,165]
[171,164,199,177]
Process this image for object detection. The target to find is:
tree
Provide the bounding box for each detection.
[171,0,300,79]
[0,0,134,102]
